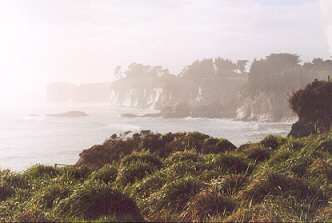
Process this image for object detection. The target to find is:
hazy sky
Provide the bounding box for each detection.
[0,0,331,103]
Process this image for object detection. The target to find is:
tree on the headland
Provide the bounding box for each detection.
[236,60,249,73]
[180,59,215,78]
[248,53,303,94]
[288,79,332,133]
[214,57,237,77]
[114,66,124,80]
[124,63,169,79]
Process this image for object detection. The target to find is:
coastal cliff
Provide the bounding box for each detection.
[110,75,246,110]
[235,92,295,122]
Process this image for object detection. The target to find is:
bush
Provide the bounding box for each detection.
[53,180,143,221]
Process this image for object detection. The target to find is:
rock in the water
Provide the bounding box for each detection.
[47,111,89,117]
[121,113,139,118]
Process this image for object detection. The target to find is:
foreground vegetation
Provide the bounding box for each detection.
[0,130,331,222]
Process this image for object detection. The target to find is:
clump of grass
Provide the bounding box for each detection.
[224,196,300,222]
[268,147,292,167]
[238,171,326,206]
[31,181,73,209]
[24,164,59,179]
[90,164,118,185]
[4,206,55,222]
[315,137,332,153]
[116,161,161,186]
[0,182,15,201]
[0,169,29,189]
[165,149,202,164]
[141,176,207,221]
[287,156,313,178]
[120,151,162,168]
[58,166,92,182]
[53,180,143,221]
[202,137,236,154]
[211,174,248,196]
[129,171,169,200]
[207,154,254,174]
[179,188,235,222]
[245,144,272,162]
[260,135,285,150]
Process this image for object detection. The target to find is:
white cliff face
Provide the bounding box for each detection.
[236,92,295,122]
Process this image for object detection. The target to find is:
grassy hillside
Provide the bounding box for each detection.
[0,131,331,222]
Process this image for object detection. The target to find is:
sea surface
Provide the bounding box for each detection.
[0,102,295,172]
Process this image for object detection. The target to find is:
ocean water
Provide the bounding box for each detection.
[0,102,294,172]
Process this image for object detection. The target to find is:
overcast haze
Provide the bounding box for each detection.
[0,0,331,104]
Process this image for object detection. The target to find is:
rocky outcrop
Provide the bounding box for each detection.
[192,100,225,118]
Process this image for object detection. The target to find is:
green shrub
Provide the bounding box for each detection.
[139,133,163,153]
[53,180,143,221]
